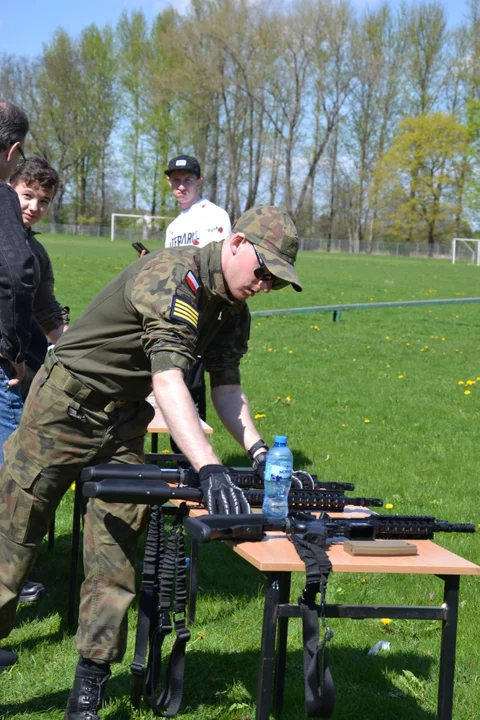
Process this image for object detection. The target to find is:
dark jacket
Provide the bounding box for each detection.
[0,180,34,363]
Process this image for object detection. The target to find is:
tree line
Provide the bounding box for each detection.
[1,0,479,247]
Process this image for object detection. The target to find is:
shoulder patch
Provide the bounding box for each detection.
[170,295,199,331]
[185,271,200,294]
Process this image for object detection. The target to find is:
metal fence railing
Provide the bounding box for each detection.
[297,237,466,260]
[34,221,166,243]
[34,222,479,262]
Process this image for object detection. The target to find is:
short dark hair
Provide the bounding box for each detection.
[0,100,29,152]
[9,156,59,196]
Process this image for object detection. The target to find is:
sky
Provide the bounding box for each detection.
[0,0,474,58]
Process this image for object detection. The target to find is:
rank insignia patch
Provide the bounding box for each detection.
[185,271,200,294]
[170,295,199,331]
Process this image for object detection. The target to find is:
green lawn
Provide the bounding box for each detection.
[1,236,479,719]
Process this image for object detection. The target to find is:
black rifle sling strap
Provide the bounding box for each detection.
[131,504,165,709]
[291,529,335,718]
[131,504,190,717]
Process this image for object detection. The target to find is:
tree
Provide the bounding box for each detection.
[373,113,470,250]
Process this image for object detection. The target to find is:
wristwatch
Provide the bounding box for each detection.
[247,439,268,462]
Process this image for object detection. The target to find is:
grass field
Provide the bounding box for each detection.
[1,235,479,719]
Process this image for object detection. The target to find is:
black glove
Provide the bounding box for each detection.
[252,451,267,483]
[291,470,315,489]
[199,465,251,515]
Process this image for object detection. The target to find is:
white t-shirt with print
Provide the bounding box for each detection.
[164,199,231,248]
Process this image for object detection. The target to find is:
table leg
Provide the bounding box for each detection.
[67,482,83,627]
[273,572,291,714]
[151,432,158,453]
[256,573,280,720]
[188,539,199,624]
[437,574,460,720]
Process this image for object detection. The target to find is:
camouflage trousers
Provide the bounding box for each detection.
[0,352,154,663]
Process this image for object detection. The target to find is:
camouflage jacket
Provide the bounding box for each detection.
[55,241,250,400]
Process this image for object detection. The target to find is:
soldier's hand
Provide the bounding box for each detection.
[6,360,25,386]
[199,465,250,515]
[252,450,267,483]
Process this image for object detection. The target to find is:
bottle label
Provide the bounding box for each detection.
[265,460,291,483]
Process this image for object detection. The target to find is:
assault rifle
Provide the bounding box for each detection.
[181,510,477,544]
[80,464,380,512]
[80,465,476,538]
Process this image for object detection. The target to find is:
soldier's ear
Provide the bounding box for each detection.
[230,232,246,254]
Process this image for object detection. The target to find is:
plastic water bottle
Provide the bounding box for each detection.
[262,435,293,521]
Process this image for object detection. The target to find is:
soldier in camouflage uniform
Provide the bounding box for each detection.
[0,205,302,719]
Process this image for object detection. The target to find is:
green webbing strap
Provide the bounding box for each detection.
[291,532,335,718]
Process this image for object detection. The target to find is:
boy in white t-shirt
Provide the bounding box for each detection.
[163,155,232,432]
[164,154,231,248]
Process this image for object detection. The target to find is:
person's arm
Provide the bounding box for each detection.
[0,183,34,368]
[47,324,68,343]
[153,368,220,470]
[211,383,264,455]
[29,235,66,339]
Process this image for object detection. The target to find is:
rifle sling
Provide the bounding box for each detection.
[131,504,190,717]
[291,532,335,718]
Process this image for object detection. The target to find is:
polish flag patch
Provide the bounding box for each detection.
[185,271,200,294]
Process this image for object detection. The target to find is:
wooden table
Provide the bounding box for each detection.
[184,506,480,720]
[147,404,213,452]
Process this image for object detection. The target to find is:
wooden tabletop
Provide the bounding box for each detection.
[147,405,213,434]
[180,503,480,576]
[233,534,480,575]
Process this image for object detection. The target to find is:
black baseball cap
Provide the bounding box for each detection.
[164,155,201,178]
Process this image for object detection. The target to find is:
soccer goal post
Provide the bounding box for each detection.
[110,213,174,242]
[452,238,480,265]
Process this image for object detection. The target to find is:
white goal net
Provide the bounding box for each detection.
[110,213,174,243]
[452,238,480,265]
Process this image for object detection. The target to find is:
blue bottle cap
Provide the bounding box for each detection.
[273,435,288,444]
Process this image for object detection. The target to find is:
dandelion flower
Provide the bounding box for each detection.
[364,419,371,424]
[466,380,475,386]
[458,381,465,385]
[360,578,367,584]
[398,375,404,379]
[285,396,291,403]
[381,618,392,625]
[254,412,266,419]
[288,350,293,354]
[464,390,471,395]
[71,483,76,491]
[385,503,393,509]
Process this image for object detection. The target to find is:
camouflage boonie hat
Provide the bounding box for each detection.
[233,205,302,292]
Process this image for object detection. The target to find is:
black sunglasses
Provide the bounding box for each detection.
[251,244,289,290]
[17,145,27,163]
[252,244,274,282]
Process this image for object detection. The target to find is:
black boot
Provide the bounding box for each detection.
[0,648,18,673]
[63,659,111,720]
[19,579,46,603]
